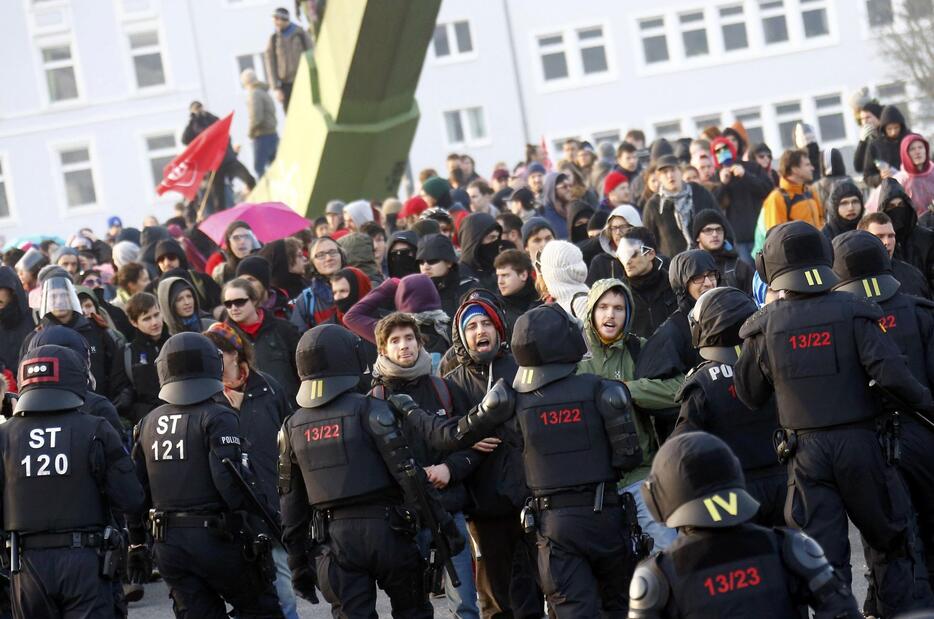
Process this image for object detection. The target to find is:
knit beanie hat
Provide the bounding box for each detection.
[400,196,429,219]
[112,241,141,268]
[459,304,490,334]
[527,162,546,176]
[538,240,588,318]
[344,199,374,228]
[588,211,609,232]
[52,246,79,265]
[422,176,451,201]
[603,171,629,197]
[236,255,271,290]
[521,217,556,247]
[325,200,345,215]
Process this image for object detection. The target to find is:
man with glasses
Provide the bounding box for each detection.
[635,250,720,442]
[416,233,477,319]
[692,210,754,294]
[265,7,312,111]
[616,227,677,339]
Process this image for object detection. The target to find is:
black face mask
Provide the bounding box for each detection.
[571,223,589,243]
[336,296,355,314]
[388,250,418,278]
[477,241,503,271]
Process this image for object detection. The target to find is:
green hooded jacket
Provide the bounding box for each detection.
[577,278,680,485]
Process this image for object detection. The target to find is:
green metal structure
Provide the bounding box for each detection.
[248,0,441,217]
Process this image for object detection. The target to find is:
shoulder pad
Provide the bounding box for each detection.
[367,400,399,436]
[738,305,769,338]
[851,296,883,320]
[628,558,669,614]
[277,414,295,495]
[777,528,834,592]
[675,372,704,404]
[597,379,632,410]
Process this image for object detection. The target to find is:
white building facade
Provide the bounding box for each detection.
[0,0,920,240]
[410,0,919,178]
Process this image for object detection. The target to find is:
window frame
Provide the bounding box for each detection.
[143,130,181,190]
[678,10,711,58]
[799,0,832,39]
[52,140,100,213]
[430,19,477,64]
[0,154,16,224]
[813,93,849,144]
[718,4,750,51]
[531,21,616,91]
[235,52,268,87]
[638,15,671,65]
[36,37,82,106]
[124,21,170,93]
[441,106,490,149]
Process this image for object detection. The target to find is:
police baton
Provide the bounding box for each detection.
[402,461,461,591]
[868,380,934,432]
[221,458,283,541]
[8,532,19,574]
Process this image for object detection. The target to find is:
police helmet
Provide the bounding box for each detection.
[295,324,366,408]
[156,332,224,406]
[511,304,587,393]
[641,431,759,528]
[16,344,88,413]
[755,221,837,293]
[688,287,758,364]
[830,230,900,302]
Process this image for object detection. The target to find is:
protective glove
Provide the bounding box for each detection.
[126,544,153,585]
[457,378,515,438]
[440,517,466,557]
[287,554,320,604]
[387,393,419,422]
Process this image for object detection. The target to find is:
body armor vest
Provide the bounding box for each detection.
[2,413,107,533]
[657,524,800,618]
[515,373,615,493]
[289,392,395,506]
[879,293,929,388]
[683,362,780,472]
[140,403,226,511]
[764,293,878,430]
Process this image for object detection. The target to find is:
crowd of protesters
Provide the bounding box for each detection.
[0,86,932,617]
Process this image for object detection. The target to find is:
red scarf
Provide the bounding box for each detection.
[238,309,264,339]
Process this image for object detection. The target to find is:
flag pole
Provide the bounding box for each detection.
[196,169,218,223]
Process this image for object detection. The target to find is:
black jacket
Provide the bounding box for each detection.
[125,330,168,424]
[712,161,773,243]
[458,213,500,290]
[229,312,301,404]
[500,278,542,335]
[153,239,222,314]
[821,179,864,241]
[237,370,293,513]
[691,209,753,294]
[893,259,932,299]
[642,182,719,258]
[0,267,35,377]
[587,252,626,286]
[862,105,909,188]
[880,178,934,291]
[433,266,478,320]
[625,264,677,339]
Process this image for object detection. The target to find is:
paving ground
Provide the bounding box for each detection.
[128,523,869,617]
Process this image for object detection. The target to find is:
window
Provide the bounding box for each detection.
[774,101,802,149]
[433,21,473,59]
[592,130,621,146]
[759,0,789,44]
[129,30,165,88]
[680,11,709,57]
[0,161,10,219]
[236,53,267,82]
[146,133,178,187]
[443,107,486,146]
[814,94,847,142]
[877,81,911,124]
[58,147,96,208]
[577,26,608,74]
[866,0,894,26]
[640,17,669,64]
[719,5,749,50]
[800,0,830,37]
[40,44,78,102]
[654,120,682,140]
[537,33,568,80]
[734,108,765,145]
[694,114,722,132]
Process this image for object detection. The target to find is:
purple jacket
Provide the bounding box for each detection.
[344,274,442,344]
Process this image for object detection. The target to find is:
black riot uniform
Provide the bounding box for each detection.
[627,431,860,618]
[672,287,785,526]
[831,230,934,589]
[129,332,283,618]
[505,304,642,617]
[734,221,934,616]
[0,345,144,618]
[278,324,465,619]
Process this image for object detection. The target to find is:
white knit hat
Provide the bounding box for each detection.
[538,240,589,319]
[343,199,374,228]
[112,241,141,268]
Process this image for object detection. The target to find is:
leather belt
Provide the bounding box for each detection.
[20,531,103,550]
[323,505,394,521]
[533,488,620,511]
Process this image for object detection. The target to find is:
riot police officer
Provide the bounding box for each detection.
[508,304,641,616]
[627,431,860,618]
[278,324,464,618]
[0,344,143,617]
[734,220,934,615]
[128,332,283,618]
[831,229,934,589]
[672,287,785,526]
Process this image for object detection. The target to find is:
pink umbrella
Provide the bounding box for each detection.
[198,202,311,245]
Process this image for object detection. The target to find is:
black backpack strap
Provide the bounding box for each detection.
[429,376,454,416]
[625,335,642,364]
[124,346,134,388]
[369,384,387,400]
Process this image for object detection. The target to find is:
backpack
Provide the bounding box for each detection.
[370,375,454,416]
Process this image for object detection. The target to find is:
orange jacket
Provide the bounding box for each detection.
[762,177,824,230]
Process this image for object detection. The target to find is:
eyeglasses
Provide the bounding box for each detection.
[419,258,442,266]
[689,271,719,285]
[230,233,252,242]
[223,298,251,309]
[313,249,340,260]
[82,278,101,287]
[608,224,631,234]
[699,226,724,235]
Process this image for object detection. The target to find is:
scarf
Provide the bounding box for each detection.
[373,347,432,382]
[660,184,694,248]
[181,313,202,333]
[238,309,264,339]
[413,310,452,346]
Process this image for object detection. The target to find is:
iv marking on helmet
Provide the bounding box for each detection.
[703,492,739,522]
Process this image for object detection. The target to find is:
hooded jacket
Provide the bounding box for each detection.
[711,152,775,243]
[156,276,214,335]
[154,238,222,313]
[586,204,643,286]
[457,213,500,289]
[625,261,677,339]
[863,105,909,188]
[0,266,35,378]
[879,177,934,290]
[895,133,934,216]
[338,232,385,287]
[500,276,542,334]
[567,200,595,244]
[227,310,301,402]
[139,225,171,276]
[258,239,306,299]
[386,230,419,279]
[577,279,680,485]
[821,179,864,241]
[539,172,570,239]
[417,234,477,319]
[690,209,754,294]
[642,181,719,259]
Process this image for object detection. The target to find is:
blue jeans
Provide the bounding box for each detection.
[253,133,279,177]
[417,511,479,619]
[623,481,678,551]
[272,544,299,619]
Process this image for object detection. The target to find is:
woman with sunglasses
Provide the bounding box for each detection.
[223,277,301,402]
[416,233,477,319]
[289,236,341,332]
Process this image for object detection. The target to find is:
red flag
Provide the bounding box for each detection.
[539,136,553,172]
[156,113,233,200]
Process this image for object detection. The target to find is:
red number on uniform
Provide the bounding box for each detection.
[539,409,582,425]
[880,315,896,329]
[305,424,340,442]
[702,567,761,596]
[788,331,831,350]
[727,384,737,399]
